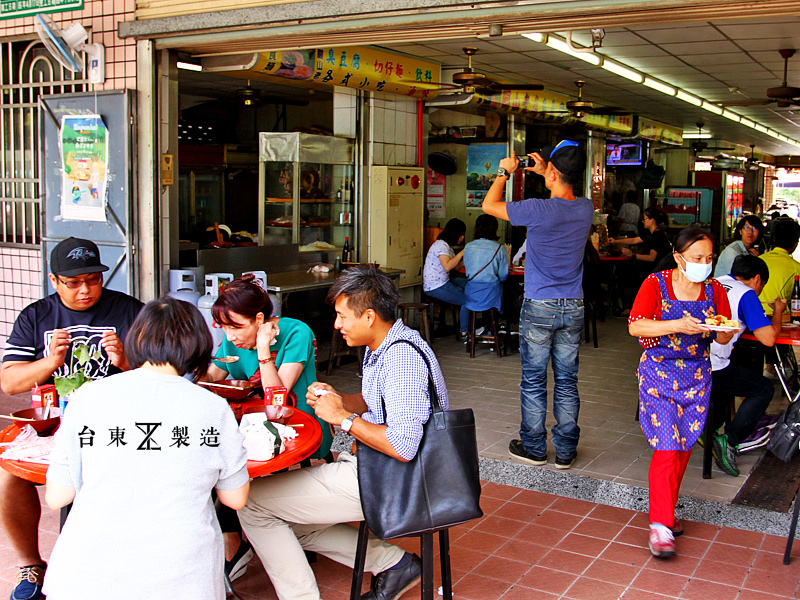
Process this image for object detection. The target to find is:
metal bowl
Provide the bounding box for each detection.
[11,408,60,436]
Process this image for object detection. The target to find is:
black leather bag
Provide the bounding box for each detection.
[767,400,800,462]
[356,340,483,540]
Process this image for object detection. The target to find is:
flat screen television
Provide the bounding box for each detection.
[606,141,644,166]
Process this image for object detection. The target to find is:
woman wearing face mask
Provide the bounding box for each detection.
[628,226,735,560]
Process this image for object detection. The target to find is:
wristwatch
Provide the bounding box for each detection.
[496,166,510,178]
[341,413,360,434]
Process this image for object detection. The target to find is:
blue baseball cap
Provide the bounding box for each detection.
[540,140,585,177]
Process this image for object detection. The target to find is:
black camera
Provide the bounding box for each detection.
[517,156,535,168]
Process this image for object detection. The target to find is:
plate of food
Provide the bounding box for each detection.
[703,316,742,332]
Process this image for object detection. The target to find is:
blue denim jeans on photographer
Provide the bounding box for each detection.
[425,279,469,334]
[519,298,583,459]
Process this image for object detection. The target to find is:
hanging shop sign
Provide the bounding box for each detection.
[426,168,446,218]
[60,114,108,222]
[203,47,441,99]
[638,117,683,145]
[0,0,82,20]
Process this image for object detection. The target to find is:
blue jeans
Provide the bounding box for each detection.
[519,299,584,458]
[426,279,469,333]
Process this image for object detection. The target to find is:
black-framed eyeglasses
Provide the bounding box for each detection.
[57,274,103,289]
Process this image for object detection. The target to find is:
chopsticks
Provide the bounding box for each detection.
[0,414,36,422]
[198,381,250,391]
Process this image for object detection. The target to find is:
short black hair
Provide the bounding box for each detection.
[326,265,399,323]
[731,254,769,284]
[437,218,467,247]
[674,225,714,254]
[473,214,499,241]
[125,296,212,382]
[772,219,800,251]
[733,215,764,242]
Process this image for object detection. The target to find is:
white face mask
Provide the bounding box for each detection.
[679,255,712,283]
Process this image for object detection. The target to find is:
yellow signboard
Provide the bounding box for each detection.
[639,117,683,145]
[245,47,441,99]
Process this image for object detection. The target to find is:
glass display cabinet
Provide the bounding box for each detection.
[258,132,355,252]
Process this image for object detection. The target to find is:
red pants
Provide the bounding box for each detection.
[648,449,692,527]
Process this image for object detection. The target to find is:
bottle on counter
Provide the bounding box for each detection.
[792,275,800,323]
[342,236,352,264]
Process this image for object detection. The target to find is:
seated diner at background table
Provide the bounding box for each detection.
[609,207,671,315]
[628,225,734,559]
[422,217,468,337]
[708,254,783,477]
[43,296,249,600]
[206,273,332,580]
[0,237,144,600]
[714,215,764,278]
[757,218,800,315]
[463,213,509,327]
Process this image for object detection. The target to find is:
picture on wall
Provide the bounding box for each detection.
[465,144,506,209]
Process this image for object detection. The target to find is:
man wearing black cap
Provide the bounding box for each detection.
[482,141,592,471]
[0,237,142,600]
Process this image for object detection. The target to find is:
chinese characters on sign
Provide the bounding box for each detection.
[60,114,108,222]
[253,46,441,99]
[426,168,446,218]
[0,0,82,21]
[78,424,223,449]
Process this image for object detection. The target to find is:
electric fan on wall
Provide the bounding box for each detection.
[34,13,105,84]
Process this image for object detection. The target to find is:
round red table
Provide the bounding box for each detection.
[739,324,800,346]
[0,406,323,484]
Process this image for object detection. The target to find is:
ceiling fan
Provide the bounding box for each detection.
[443,47,545,95]
[746,144,761,170]
[532,81,629,117]
[683,121,735,154]
[721,49,800,108]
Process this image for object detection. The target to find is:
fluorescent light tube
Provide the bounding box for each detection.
[722,110,741,122]
[682,133,713,139]
[545,36,602,65]
[521,32,546,43]
[701,102,723,115]
[643,77,675,95]
[739,118,755,128]
[754,124,769,133]
[676,90,703,106]
[177,62,202,72]
[601,59,643,82]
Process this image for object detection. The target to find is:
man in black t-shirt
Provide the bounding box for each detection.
[0,237,142,600]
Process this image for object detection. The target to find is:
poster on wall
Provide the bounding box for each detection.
[60,114,108,222]
[465,144,506,209]
[426,168,446,218]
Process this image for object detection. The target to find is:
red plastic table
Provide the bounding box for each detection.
[0,405,323,483]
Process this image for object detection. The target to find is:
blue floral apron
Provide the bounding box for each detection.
[638,272,715,451]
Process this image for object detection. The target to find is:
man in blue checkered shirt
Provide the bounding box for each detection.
[239,265,448,600]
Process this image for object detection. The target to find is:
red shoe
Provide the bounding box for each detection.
[671,519,684,537]
[649,525,676,558]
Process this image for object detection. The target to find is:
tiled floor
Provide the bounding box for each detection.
[1,314,797,598]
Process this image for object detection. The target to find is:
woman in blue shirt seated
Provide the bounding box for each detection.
[714,215,764,278]
[464,214,509,324]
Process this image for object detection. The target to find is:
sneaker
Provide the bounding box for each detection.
[696,432,706,448]
[736,426,771,453]
[554,453,577,470]
[361,553,422,600]
[475,326,485,336]
[671,519,684,537]
[712,433,740,477]
[649,525,676,558]
[225,539,255,582]
[10,564,46,600]
[508,439,547,466]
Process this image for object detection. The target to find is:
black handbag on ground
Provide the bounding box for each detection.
[767,400,800,462]
[356,339,483,540]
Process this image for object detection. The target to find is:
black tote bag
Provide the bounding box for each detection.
[356,340,483,540]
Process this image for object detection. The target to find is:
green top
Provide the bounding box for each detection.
[213,317,331,458]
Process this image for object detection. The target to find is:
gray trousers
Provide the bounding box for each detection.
[238,453,404,600]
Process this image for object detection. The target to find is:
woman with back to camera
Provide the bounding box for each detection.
[464,214,509,329]
[714,215,764,277]
[423,218,469,337]
[44,297,249,600]
[206,273,330,580]
[628,226,734,559]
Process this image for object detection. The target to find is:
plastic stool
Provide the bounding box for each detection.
[399,302,432,345]
[350,522,452,600]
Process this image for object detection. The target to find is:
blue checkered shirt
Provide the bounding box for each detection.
[360,320,449,460]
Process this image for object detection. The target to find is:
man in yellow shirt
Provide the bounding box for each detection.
[758,219,800,315]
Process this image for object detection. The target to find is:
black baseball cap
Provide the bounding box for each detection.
[540,140,586,177]
[50,237,109,277]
